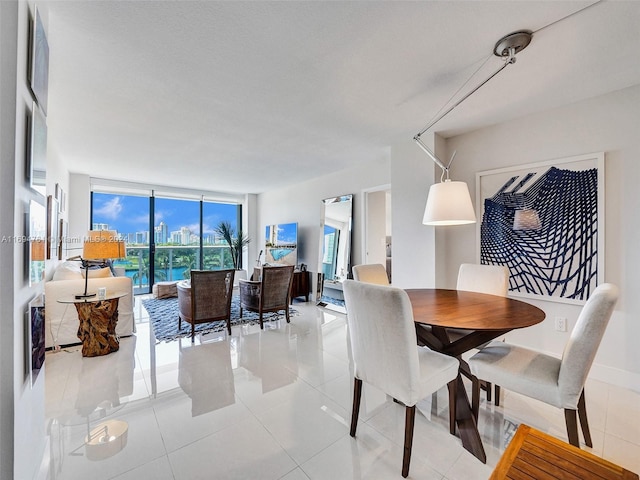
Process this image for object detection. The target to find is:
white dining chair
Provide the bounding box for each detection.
[456,263,509,297]
[352,263,390,285]
[343,280,459,478]
[469,283,619,448]
[452,263,509,403]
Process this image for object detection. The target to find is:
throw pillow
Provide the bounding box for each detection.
[81,267,113,279]
[52,261,83,281]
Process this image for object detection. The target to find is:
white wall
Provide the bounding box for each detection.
[0,3,19,476]
[388,136,439,289]
[257,155,390,294]
[2,1,49,478]
[441,85,640,390]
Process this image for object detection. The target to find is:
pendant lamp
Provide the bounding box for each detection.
[414,31,533,226]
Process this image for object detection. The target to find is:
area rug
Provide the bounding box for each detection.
[142,296,296,343]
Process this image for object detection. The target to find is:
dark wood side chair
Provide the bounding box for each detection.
[177,269,235,341]
[239,265,294,329]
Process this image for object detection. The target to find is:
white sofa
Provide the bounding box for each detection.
[45,261,135,348]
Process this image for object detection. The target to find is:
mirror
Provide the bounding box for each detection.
[316,194,353,311]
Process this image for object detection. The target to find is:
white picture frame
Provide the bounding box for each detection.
[476,152,605,304]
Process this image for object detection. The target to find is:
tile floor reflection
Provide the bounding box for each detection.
[44,296,640,479]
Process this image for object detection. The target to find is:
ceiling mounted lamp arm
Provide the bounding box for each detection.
[415,30,532,226]
[413,30,531,156]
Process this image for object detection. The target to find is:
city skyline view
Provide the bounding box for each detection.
[92,193,241,245]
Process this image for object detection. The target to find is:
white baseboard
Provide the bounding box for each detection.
[588,362,640,393]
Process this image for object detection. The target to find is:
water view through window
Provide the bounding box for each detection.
[91,193,241,294]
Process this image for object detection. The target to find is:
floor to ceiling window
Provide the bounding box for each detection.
[91,191,243,294]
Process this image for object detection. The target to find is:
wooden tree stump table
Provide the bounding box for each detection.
[58,292,128,357]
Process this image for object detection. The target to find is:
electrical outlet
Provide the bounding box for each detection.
[554,317,567,332]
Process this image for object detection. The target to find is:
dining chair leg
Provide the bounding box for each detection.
[191,323,195,343]
[350,378,362,437]
[564,408,581,447]
[178,316,182,330]
[494,385,501,406]
[402,405,416,478]
[577,390,593,447]
[285,303,291,323]
[485,381,492,402]
[447,379,457,435]
[471,376,481,420]
[259,312,264,329]
[226,318,231,335]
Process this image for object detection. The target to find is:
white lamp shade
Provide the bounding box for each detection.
[423,180,476,226]
[513,209,541,230]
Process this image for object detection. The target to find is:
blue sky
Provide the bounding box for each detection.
[92,193,239,237]
[267,222,297,245]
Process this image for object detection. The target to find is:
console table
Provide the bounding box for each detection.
[290,270,310,302]
[57,292,128,357]
[252,266,310,302]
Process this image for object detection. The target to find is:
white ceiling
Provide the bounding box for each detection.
[44,1,640,195]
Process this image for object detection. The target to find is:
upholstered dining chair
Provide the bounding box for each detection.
[352,263,390,285]
[239,265,295,329]
[450,263,509,403]
[177,269,236,340]
[469,283,619,448]
[343,280,459,478]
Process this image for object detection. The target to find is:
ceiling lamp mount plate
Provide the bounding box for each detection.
[494,30,533,58]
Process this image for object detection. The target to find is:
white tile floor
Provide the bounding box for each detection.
[44,296,640,479]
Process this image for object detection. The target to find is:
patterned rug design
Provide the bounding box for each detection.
[142,295,295,342]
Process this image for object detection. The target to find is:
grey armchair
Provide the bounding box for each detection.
[239,265,294,329]
[469,283,619,448]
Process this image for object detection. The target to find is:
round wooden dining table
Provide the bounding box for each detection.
[405,288,546,463]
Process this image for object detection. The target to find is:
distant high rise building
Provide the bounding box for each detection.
[155,222,168,244]
[92,223,109,231]
[170,231,182,244]
[135,231,148,244]
[202,233,214,245]
[180,226,192,245]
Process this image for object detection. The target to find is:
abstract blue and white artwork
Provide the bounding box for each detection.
[476,152,604,303]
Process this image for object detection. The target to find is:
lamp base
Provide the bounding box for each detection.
[75,292,97,300]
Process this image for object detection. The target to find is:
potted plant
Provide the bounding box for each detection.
[214,221,251,279]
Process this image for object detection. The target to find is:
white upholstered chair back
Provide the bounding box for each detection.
[457,263,509,296]
[343,279,459,477]
[343,280,421,405]
[558,283,619,407]
[352,263,390,285]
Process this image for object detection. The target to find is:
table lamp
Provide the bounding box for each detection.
[76,230,126,299]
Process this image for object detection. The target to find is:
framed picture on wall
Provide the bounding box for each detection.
[29,6,49,115]
[46,195,59,260]
[27,103,47,195]
[476,152,605,304]
[28,294,46,386]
